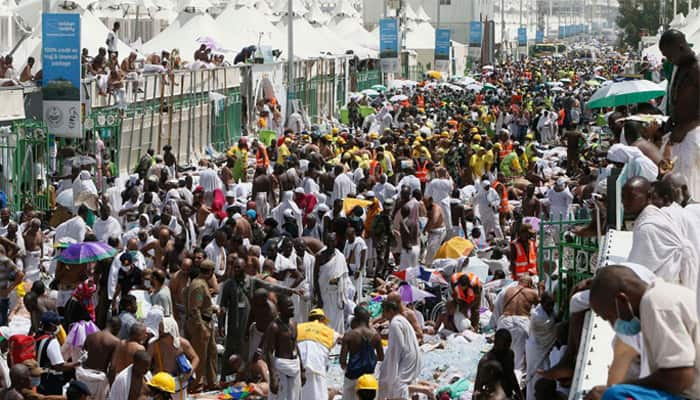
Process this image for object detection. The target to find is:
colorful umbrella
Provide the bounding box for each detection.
[435,237,475,260]
[57,242,117,264]
[393,266,449,285]
[397,283,435,304]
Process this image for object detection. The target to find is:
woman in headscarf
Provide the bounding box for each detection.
[63,278,99,363]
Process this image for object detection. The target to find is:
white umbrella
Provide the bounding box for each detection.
[389,94,408,102]
[389,79,418,89]
[550,86,565,92]
[560,78,572,83]
[466,83,483,92]
[482,65,494,70]
[361,89,380,97]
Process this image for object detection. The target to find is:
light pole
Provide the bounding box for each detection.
[437,0,441,28]
[286,0,294,118]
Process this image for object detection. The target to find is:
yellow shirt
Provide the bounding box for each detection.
[484,150,495,172]
[277,144,291,165]
[470,154,486,178]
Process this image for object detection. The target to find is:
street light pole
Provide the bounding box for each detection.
[287,0,294,118]
[437,0,441,29]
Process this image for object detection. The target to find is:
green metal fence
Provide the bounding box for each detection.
[211,89,243,152]
[4,120,50,213]
[537,217,599,315]
[357,70,382,91]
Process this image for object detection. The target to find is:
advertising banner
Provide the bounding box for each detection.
[434,28,451,72]
[42,13,82,137]
[469,21,483,47]
[517,27,527,46]
[379,18,400,73]
[535,30,544,44]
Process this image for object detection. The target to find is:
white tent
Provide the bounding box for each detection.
[141,12,224,58]
[405,20,436,49]
[415,5,431,22]
[254,0,273,16]
[332,0,357,18]
[175,0,213,12]
[335,16,378,51]
[272,0,306,16]
[403,3,418,22]
[215,4,285,53]
[13,10,135,70]
[275,16,335,58]
[304,0,330,25]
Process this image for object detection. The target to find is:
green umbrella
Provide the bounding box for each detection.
[371,84,387,92]
[587,80,666,109]
[482,83,497,91]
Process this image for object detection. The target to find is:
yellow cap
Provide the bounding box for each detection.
[323,134,333,141]
[473,134,482,141]
[525,133,534,140]
[148,372,176,394]
[369,132,378,139]
[332,127,340,134]
[308,308,328,322]
[470,127,479,133]
[284,138,292,144]
[356,374,379,391]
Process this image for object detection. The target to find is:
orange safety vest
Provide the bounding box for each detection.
[498,141,513,159]
[492,180,509,213]
[451,272,481,304]
[256,146,269,169]
[369,159,382,178]
[415,160,429,183]
[512,240,537,278]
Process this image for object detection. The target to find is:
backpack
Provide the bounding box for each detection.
[345,336,377,380]
[8,334,47,366]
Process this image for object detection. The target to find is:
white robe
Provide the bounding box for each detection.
[270,357,301,400]
[627,205,699,290]
[607,144,659,182]
[76,366,110,400]
[108,365,152,400]
[378,315,422,400]
[93,216,123,243]
[54,215,88,243]
[318,249,350,335]
[343,237,367,302]
[671,127,700,202]
[298,337,333,400]
[474,187,502,238]
[497,315,530,371]
[525,305,557,400]
[332,173,356,203]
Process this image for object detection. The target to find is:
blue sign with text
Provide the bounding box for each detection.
[469,21,483,46]
[435,28,451,60]
[42,13,81,94]
[535,30,544,43]
[517,27,527,46]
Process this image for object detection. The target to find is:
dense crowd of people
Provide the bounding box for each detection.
[2,25,700,400]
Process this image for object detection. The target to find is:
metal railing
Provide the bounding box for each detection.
[537,216,599,315]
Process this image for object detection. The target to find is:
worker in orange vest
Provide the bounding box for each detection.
[510,223,538,280]
[450,270,482,332]
[415,158,430,185]
[497,129,514,160]
[253,139,269,170]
